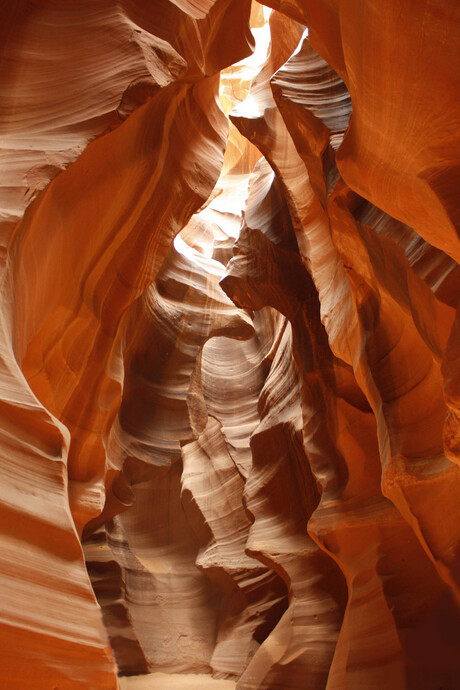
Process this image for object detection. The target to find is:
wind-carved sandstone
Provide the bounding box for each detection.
[0,1,458,689]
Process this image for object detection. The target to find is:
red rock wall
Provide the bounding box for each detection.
[0,1,458,689]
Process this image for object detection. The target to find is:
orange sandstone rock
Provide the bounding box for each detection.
[0,1,459,689]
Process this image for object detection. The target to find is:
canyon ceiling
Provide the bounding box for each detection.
[0,1,459,689]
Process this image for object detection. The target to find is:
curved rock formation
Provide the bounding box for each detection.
[0,2,253,688]
[0,1,459,689]
[226,7,460,688]
[262,0,460,261]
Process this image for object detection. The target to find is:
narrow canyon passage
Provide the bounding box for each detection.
[0,2,459,689]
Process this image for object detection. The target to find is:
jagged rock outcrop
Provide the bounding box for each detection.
[0,1,459,689]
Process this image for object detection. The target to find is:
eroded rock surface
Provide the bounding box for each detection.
[0,1,459,689]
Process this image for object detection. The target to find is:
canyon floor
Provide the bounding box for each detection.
[119,674,236,690]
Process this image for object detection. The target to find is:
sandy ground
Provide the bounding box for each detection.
[118,673,237,689]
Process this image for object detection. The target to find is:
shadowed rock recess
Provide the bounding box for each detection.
[0,1,459,689]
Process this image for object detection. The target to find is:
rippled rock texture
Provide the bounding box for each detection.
[1,1,459,689]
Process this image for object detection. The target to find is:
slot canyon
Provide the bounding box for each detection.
[0,1,459,688]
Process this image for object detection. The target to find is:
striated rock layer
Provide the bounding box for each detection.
[0,1,254,688]
[0,1,459,689]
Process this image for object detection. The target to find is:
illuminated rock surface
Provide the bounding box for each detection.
[0,1,459,689]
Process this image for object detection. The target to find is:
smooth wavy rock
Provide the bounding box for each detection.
[199,309,279,477]
[262,0,460,262]
[228,158,459,689]
[228,8,460,689]
[104,462,218,674]
[0,321,117,690]
[268,33,460,608]
[274,37,459,600]
[0,1,254,687]
[83,527,149,677]
[182,416,288,678]
[83,211,257,672]
[0,0,254,233]
[1,1,459,688]
[223,158,350,689]
[101,228,254,511]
